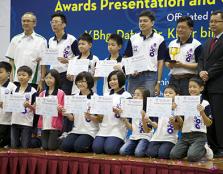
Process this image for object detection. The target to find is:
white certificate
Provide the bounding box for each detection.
[89,96,113,115]
[121,98,143,118]
[36,96,58,117]
[175,96,200,116]
[122,55,150,75]
[3,93,26,113]
[64,95,88,114]
[146,97,172,117]
[0,87,10,102]
[40,48,59,65]
[94,60,117,77]
[67,59,90,75]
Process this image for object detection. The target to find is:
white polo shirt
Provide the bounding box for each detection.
[49,33,79,73]
[5,32,47,84]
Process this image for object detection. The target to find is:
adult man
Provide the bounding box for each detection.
[124,10,166,96]
[5,12,47,91]
[165,16,202,95]
[198,10,223,157]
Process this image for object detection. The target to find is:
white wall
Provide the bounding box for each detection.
[0,0,11,61]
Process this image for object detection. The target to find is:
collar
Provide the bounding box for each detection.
[79,90,94,99]
[15,84,32,93]
[53,33,68,41]
[1,79,10,87]
[45,88,58,96]
[215,32,223,39]
[22,31,36,39]
[140,30,155,40]
[176,35,193,45]
[77,52,93,60]
[109,87,125,95]
[108,54,122,62]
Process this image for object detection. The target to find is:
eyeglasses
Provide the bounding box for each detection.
[209,20,223,24]
[50,20,62,24]
[22,20,35,23]
[77,80,87,84]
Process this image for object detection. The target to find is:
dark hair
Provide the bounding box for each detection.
[107,70,126,89]
[177,16,194,28]
[134,87,150,112]
[78,33,93,44]
[51,13,67,24]
[164,84,180,95]
[0,61,12,73]
[211,10,223,19]
[75,71,94,89]
[45,69,60,90]
[189,76,205,87]
[108,34,123,46]
[17,66,32,76]
[139,10,155,21]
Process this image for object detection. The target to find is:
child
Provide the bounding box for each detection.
[0,62,17,147]
[11,66,37,148]
[170,77,213,162]
[60,71,102,152]
[92,70,131,155]
[38,69,65,150]
[119,87,152,157]
[103,34,123,94]
[145,84,179,159]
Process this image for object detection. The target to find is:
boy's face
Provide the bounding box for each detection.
[139,16,154,33]
[0,68,9,82]
[78,40,92,54]
[108,39,121,55]
[189,81,203,96]
[164,88,177,99]
[17,71,31,84]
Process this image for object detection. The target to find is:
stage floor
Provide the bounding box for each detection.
[0,148,223,174]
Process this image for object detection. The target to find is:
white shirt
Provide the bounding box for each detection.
[5,32,47,84]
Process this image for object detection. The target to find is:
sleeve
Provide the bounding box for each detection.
[58,90,65,107]
[164,48,171,62]
[124,39,133,57]
[157,41,167,60]
[194,45,202,62]
[5,38,16,59]
[204,103,212,119]
[31,91,37,105]
[207,55,223,79]
[71,40,80,56]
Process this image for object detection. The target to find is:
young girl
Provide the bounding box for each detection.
[170,77,213,162]
[60,71,102,152]
[92,70,131,155]
[38,69,65,150]
[145,84,179,159]
[119,87,152,157]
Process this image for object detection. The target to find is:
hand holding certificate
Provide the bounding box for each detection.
[40,48,59,65]
[122,55,150,75]
[146,97,172,117]
[36,96,58,117]
[67,59,90,75]
[94,60,117,77]
[175,96,200,116]
[120,98,143,118]
[89,96,113,115]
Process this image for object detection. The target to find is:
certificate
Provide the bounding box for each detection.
[40,48,59,65]
[3,93,26,113]
[89,96,113,115]
[0,87,10,102]
[94,60,117,77]
[120,98,143,118]
[36,96,58,117]
[67,59,90,75]
[122,55,150,75]
[175,96,200,116]
[64,95,88,114]
[146,97,172,117]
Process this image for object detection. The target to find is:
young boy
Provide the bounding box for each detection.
[11,66,37,148]
[0,62,17,147]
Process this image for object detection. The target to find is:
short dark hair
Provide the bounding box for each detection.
[78,33,93,44]
[51,13,67,24]
[164,84,180,95]
[189,76,205,87]
[211,10,223,19]
[0,61,12,73]
[17,66,32,76]
[45,69,61,90]
[108,34,123,46]
[107,70,126,89]
[75,71,94,89]
[139,10,155,21]
[177,16,194,28]
[134,87,150,112]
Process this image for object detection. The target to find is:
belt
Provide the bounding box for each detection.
[172,74,195,80]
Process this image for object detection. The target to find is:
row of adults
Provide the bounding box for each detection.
[4,10,223,157]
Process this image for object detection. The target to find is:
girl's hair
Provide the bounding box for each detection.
[189,76,204,87]
[134,87,150,112]
[75,71,94,89]
[107,70,126,89]
[45,69,60,90]
[164,84,180,95]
